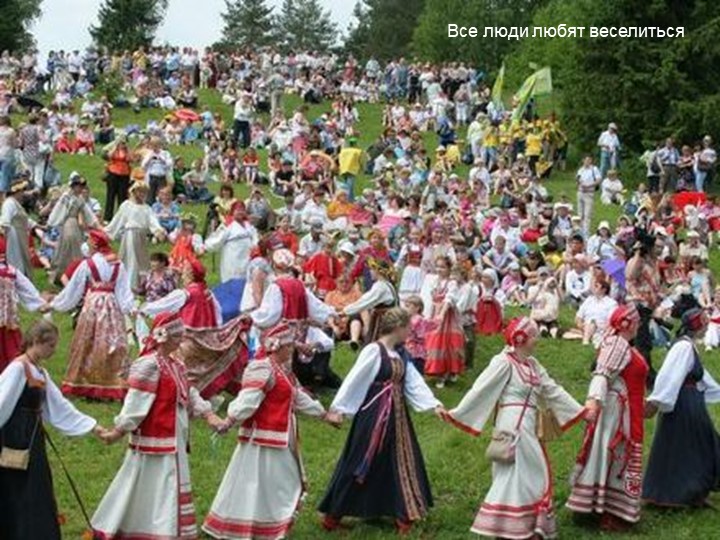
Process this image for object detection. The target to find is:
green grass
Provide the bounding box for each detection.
[17,90,720,539]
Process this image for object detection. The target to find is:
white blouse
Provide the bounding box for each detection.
[0,361,96,435]
[330,343,441,416]
[140,289,222,325]
[250,281,336,329]
[51,253,135,314]
[648,339,720,413]
[343,280,395,317]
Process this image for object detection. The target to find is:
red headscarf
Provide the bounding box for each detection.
[504,317,539,349]
[88,229,113,255]
[608,303,640,335]
[140,311,185,356]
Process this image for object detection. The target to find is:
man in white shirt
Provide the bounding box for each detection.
[597,122,620,178]
[563,280,617,346]
[141,138,173,204]
[576,155,602,236]
[67,50,82,82]
[232,93,254,149]
[298,222,325,258]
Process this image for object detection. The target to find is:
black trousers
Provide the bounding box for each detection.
[232,120,251,149]
[104,172,130,222]
[148,174,167,205]
[634,302,656,387]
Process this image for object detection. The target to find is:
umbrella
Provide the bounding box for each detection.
[174,108,200,123]
[601,259,626,290]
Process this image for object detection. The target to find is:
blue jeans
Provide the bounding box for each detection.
[599,150,619,178]
[0,157,15,193]
[695,168,707,192]
[337,173,356,201]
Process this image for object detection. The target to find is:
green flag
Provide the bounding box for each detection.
[511,67,552,122]
[491,63,505,108]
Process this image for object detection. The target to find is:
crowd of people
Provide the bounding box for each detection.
[0,43,719,540]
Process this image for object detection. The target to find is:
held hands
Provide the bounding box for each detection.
[583,399,600,423]
[99,427,126,445]
[324,411,344,428]
[205,413,228,434]
[434,405,449,422]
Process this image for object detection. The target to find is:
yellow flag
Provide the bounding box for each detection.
[511,67,552,122]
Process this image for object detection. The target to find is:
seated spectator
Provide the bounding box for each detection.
[528,273,561,338]
[564,254,592,305]
[600,169,625,205]
[562,280,617,346]
[151,186,180,234]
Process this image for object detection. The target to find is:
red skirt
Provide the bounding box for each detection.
[424,309,465,376]
[0,326,22,373]
[476,298,503,335]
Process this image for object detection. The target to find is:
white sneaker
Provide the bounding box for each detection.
[435,379,445,389]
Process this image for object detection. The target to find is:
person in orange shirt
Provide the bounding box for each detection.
[102,138,132,222]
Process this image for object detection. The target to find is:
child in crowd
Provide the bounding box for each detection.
[500,261,526,306]
[242,147,260,185]
[704,286,720,351]
[475,268,503,336]
[688,256,713,308]
[214,184,237,222]
[169,216,205,269]
[528,272,561,338]
[403,295,432,374]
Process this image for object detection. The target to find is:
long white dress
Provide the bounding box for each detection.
[203,358,325,540]
[105,200,165,289]
[205,220,259,283]
[449,349,583,539]
[91,353,212,539]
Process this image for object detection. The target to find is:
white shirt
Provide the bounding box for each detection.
[204,220,258,282]
[330,343,441,416]
[597,130,619,151]
[576,165,601,191]
[577,295,617,325]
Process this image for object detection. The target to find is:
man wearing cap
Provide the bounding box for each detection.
[337,137,364,202]
[597,122,620,179]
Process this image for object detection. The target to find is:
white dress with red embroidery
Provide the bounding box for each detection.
[91,352,212,540]
[566,335,648,523]
[448,350,583,539]
[203,357,325,540]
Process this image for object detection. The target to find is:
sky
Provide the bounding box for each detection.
[31,0,356,58]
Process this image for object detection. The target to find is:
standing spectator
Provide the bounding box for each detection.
[695,135,717,193]
[657,137,680,192]
[18,114,46,190]
[102,138,132,222]
[141,138,173,204]
[597,122,620,179]
[232,92,254,149]
[0,116,16,195]
[337,137,363,202]
[576,155,602,236]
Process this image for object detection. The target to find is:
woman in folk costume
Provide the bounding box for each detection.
[0,236,48,372]
[446,317,585,539]
[140,258,222,330]
[342,257,398,349]
[566,303,647,531]
[239,236,274,314]
[205,200,259,283]
[424,256,465,388]
[50,229,134,401]
[92,312,225,540]
[250,248,338,388]
[476,268,504,336]
[47,171,98,280]
[320,308,445,535]
[395,227,425,300]
[0,178,34,276]
[105,181,166,289]
[0,320,104,540]
[203,322,331,540]
[642,305,720,507]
